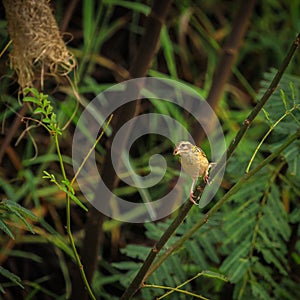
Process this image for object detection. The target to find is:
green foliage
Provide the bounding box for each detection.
[1,0,300,299]
[0,266,23,293]
[219,70,299,299]
[42,171,88,211]
[23,87,62,135]
[260,70,300,178]
[0,199,37,238]
[0,199,37,292]
[114,212,228,299]
[113,69,300,299]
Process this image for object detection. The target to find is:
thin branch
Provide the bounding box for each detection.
[213,33,300,178]
[146,131,300,278]
[53,134,96,300]
[120,33,300,299]
[70,114,113,187]
[241,38,300,127]
[143,283,209,299]
[246,105,299,172]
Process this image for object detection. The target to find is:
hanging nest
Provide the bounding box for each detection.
[3,0,76,88]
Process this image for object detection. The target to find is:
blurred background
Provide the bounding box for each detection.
[0,0,300,299]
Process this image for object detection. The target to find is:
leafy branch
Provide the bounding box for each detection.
[0,199,37,292]
[120,33,300,299]
[22,87,62,135]
[146,129,300,280]
[0,266,23,293]
[21,88,96,300]
[42,171,87,212]
[144,270,228,300]
[0,199,37,239]
[246,85,300,172]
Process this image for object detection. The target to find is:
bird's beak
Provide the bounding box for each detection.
[173,147,179,155]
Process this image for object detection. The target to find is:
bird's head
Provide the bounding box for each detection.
[173,141,193,156]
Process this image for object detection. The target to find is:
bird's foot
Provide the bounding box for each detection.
[189,193,198,205]
[204,174,209,184]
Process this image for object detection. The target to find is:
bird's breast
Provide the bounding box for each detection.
[180,152,209,179]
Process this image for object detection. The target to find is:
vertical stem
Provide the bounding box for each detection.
[54,134,96,300]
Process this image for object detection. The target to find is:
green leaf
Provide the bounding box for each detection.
[42,117,51,124]
[0,200,37,236]
[161,27,178,78]
[251,281,271,300]
[220,239,250,274]
[201,270,228,282]
[112,261,141,271]
[259,247,288,276]
[120,244,150,260]
[0,266,23,289]
[201,236,220,264]
[45,105,53,115]
[252,260,276,286]
[289,206,300,223]
[83,0,95,47]
[103,0,150,14]
[9,208,35,234]
[33,107,46,115]
[186,240,208,269]
[60,185,88,211]
[2,249,42,263]
[2,199,37,220]
[228,258,250,283]
[0,218,14,239]
[23,87,39,98]
[169,255,186,283]
[23,96,41,105]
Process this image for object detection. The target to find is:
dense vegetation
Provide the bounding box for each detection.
[0,1,300,299]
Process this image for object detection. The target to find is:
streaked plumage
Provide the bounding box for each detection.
[174,141,213,205]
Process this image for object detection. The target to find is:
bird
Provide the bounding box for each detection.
[173,141,214,205]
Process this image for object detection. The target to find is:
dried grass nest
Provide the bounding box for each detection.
[3,0,76,88]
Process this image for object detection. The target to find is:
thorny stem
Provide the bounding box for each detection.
[120,33,300,299]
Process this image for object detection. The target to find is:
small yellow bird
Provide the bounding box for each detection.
[173,141,214,205]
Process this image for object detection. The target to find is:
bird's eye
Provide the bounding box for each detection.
[180,143,188,148]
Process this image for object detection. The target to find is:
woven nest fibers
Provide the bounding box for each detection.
[3,0,76,88]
